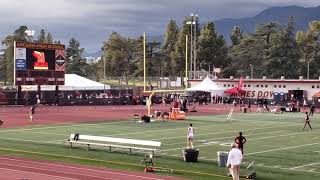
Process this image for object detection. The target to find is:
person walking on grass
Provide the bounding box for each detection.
[227,143,243,180]
[303,112,312,130]
[309,104,316,116]
[187,123,194,149]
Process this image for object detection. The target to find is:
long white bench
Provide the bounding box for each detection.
[66,134,161,155]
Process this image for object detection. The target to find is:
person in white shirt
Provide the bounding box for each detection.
[227,143,243,180]
[187,124,194,149]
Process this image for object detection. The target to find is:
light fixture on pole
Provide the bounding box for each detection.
[25,30,35,36]
[249,64,253,79]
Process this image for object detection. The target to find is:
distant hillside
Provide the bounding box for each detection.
[214,5,320,43]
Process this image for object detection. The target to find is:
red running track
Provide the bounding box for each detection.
[0,156,185,180]
[0,104,237,128]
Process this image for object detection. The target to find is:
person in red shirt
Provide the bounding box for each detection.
[235,132,246,154]
[173,99,179,109]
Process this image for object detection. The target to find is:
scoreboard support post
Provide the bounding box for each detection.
[17,86,22,105]
[55,85,59,105]
[37,85,41,100]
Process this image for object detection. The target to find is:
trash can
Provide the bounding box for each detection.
[217,151,228,167]
[182,149,199,162]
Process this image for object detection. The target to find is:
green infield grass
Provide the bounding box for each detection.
[0,112,320,179]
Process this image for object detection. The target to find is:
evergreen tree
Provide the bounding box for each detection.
[197,22,229,73]
[65,38,87,76]
[171,16,196,76]
[37,29,46,43]
[296,21,320,79]
[265,17,301,78]
[47,32,53,44]
[162,19,179,76]
[230,26,243,46]
[226,22,281,78]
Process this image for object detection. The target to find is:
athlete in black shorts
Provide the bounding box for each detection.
[303,112,312,130]
[0,119,3,126]
[235,132,246,154]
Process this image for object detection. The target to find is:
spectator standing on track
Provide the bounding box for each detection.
[309,104,316,116]
[235,132,246,154]
[227,143,243,180]
[30,98,40,122]
[303,112,312,130]
[187,124,194,149]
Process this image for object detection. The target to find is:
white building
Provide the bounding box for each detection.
[189,76,320,100]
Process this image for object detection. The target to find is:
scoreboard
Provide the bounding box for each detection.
[14,41,66,86]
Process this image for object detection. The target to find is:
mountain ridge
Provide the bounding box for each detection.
[215,5,320,43]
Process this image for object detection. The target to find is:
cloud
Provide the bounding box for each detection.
[0,0,319,52]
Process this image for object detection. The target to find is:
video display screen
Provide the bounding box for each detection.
[15,42,66,85]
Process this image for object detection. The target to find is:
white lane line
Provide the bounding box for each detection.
[0,162,118,180]
[163,129,290,146]
[0,157,168,180]
[246,129,320,141]
[160,129,320,153]
[258,164,319,173]
[0,167,79,180]
[0,137,62,145]
[153,122,302,141]
[290,162,320,169]
[0,120,136,133]
[246,142,320,155]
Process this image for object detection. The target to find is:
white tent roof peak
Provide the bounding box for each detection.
[186,76,225,92]
[63,74,110,90]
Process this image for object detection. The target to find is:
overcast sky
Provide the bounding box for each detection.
[0,0,319,52]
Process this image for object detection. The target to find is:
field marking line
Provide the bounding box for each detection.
[152,122,302,141]
[290,162,320,169]
[0,167,79,180]
[0,136,62,145]
[0,120,138,133]
[163,129,291,146]
[0,148,229,179]
[0,114,301,135]
[257,164,319,174]
[245,129,320,142]
[246,142,320,155]
[160,129,320,153]
[0,162,119,180]
[107,119,275,137]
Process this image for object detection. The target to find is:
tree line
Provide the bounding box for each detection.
[102,16,320,82]
[1,17,320,86]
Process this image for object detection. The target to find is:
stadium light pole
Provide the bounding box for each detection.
[186,21,195,79]
[193,14,198,80]
[250,64,253,79]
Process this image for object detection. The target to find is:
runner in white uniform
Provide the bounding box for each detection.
[187,124,194,149]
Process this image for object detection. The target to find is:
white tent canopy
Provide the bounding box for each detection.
[186,76,225,92]
[62,74,110,90]
[22,74,110,91]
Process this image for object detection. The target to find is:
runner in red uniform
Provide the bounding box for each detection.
[235,132,246,154]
